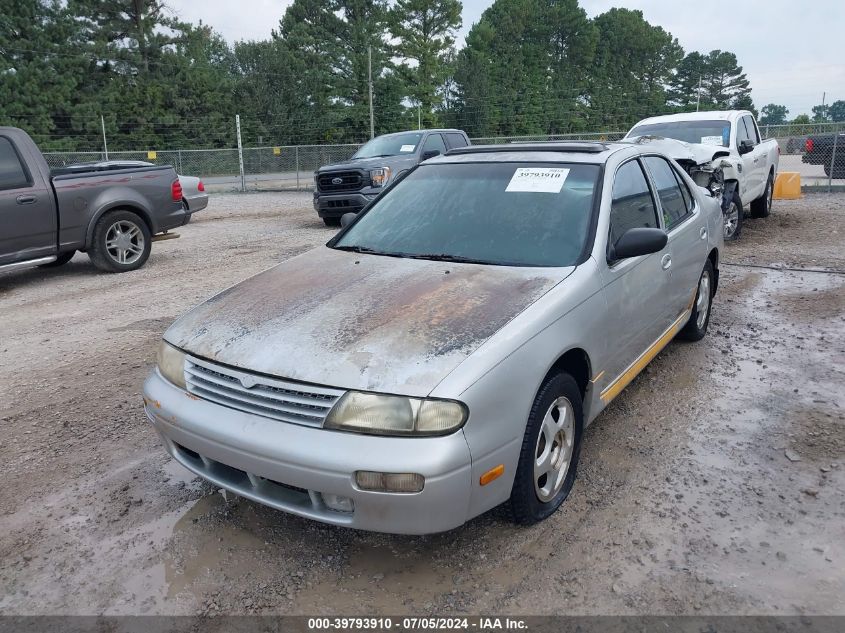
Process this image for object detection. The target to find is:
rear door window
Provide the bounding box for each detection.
[0,137,31,190]
[445,133,468,149]
[609,159,660,247]
[643,156,690,229]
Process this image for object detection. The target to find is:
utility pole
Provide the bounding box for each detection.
[696,75,702,112]
[100,115,109,160]
[418,103,421,130]
[368,46,375,139]
[235,114,245,192]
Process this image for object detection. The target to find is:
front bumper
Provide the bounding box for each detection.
[313,191,379,219]
[143,371,473,534]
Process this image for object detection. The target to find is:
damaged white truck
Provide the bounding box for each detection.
[624,110,779,241]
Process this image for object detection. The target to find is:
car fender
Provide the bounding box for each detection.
[84,187,156,248]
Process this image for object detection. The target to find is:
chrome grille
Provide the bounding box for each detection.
[184,357,344,427]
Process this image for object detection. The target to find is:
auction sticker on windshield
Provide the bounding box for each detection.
[505,167,570,193]
[701,135,723,146]
[400,144,416,152]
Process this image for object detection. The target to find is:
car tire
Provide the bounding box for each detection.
[323,217,341,227]
[679,259,715,342]
[750,172,773,218]
[181,200,192,225]
[88,210,152,273]
[39,250,75,267]
[508,372,583,525]
[823,163,845,179]
[723,190,743,241]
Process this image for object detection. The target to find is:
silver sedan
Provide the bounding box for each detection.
[143,142,723,534]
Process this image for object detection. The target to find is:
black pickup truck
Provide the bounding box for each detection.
[313,129,471,226]
[802,132,845,178]
[0,127,186,274]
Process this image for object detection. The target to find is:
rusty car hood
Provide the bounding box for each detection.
[164,246,571,396]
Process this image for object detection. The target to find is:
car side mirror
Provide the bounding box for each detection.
[738,140,755,155]
[340,212,357,228]
[421,150,441,161]
[609,227,668,262]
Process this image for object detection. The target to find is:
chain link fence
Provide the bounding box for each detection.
[42,123,845,193]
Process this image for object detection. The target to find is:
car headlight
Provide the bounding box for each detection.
[324,391,466,436]
[369,167,391,188]
[157,341,186,389]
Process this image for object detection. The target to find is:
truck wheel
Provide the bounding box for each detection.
[88,210,151,273]
[509,372,583,525]
[679,259,715,342]
[723,191,743,241]
[323,217,341,227]
[39,251,75,267]
[823,163,845,179]
[750,173,773,218]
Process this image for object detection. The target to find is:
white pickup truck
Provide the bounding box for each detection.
[624,110,779,240]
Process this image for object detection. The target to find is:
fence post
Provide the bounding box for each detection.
[296,146,300,190]
[829,132,839,193]
[235,114,246,192]
[178,149,182,174]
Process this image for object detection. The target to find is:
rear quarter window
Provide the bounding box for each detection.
[0,137,31,190]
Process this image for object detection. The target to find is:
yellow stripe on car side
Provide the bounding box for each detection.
[599,308,690,405]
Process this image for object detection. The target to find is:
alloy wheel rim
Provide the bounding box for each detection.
[105,220,144,265]
[534,396,575,503]
[696,270,711,330]
[724,203,739,238]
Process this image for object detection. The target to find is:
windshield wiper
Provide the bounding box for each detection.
[406,253,493,265]
[352,154,393,159]
[333,245,383,254]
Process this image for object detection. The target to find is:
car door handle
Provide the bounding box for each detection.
[16,194,37,204]
[661,254,672,270]
[700,227,707,240]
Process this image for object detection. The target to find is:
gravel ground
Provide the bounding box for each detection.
[0,192,843,616]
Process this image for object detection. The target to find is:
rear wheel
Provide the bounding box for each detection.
[509,372,583,525]
[750,173,773,218]
[323,217,341,227]
[823,163,845,179]
[679,259,715,342]
[88,210,151,273]
[39,251,75,267]
[723,191,743,241]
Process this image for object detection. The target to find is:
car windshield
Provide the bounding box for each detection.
[332,162,600,267]
[352,133,424,159]
[628,120,731,147]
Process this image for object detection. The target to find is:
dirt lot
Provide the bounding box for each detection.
[1,192,843,616]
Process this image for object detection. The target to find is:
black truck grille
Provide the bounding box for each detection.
[317,170,367,193]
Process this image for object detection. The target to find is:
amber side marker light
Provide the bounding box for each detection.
[480,464,504,486]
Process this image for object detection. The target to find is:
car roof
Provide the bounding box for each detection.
[633,110,749,126]
[429,141,634,165]
[377,129,466,137]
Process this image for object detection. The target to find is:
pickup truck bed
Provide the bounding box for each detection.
[1,126,186,273]
[802,132,845,178]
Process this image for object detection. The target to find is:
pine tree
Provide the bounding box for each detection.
[389,0,462,127]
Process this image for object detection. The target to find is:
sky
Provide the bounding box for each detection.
[168,0,845,117]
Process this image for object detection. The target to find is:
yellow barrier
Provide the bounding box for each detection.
[774,172,801,199]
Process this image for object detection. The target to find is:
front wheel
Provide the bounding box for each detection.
[509,372,583,525]
[723,191,743,241]
[750,173,773,218]
[88,210,152,273]
[679,259,715,342]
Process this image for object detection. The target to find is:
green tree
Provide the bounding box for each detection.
[0,0,90,150]
[759,104,789,125]
[792,114,811,124]
[731,94,757,118]
[811,103,830,122]
[829,100,845,122]
[589,8,682,129]
[452,0,598,137]
[669,50,751,111]
[389,0,462,127]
